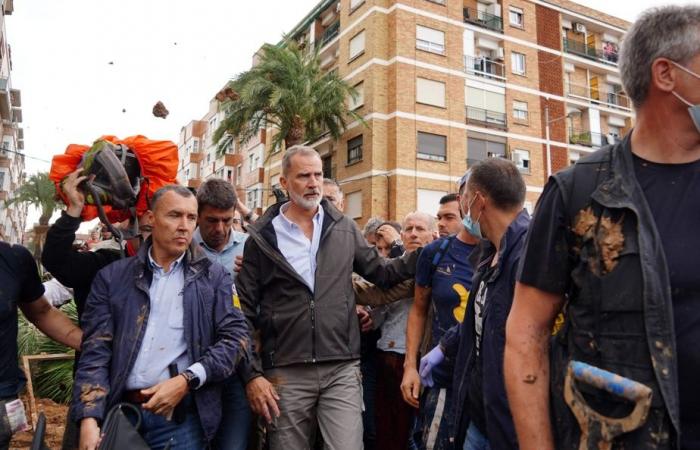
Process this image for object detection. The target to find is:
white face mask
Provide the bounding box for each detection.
[670,61,700,134]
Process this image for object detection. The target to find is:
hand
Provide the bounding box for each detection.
[245,376,280,424]
[419,346,444,388]
[141,375,188,418]
[237,199,251,218]
[79,418,101,450]
[234,255,243,273]
[356,306,373,333]
[400,367,421,408]
[375,224,400,246]
[61,169,89,218]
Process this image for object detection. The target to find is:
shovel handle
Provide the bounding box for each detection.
[569,361,651,403]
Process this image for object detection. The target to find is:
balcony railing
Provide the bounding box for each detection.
[568,129,622,148]
[463,7,503,33]
[464,55,505,81]
[466,106,507,129]
[566,83,631,109]
[563,38,619,66]
[320,21,340,47]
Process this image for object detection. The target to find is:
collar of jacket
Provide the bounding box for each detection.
[474,209,530,281]
[134,237,211,282]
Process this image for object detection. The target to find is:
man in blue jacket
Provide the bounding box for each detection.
[419,158,529,450]
[73,185,249,450]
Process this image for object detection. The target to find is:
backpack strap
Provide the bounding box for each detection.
[430,235,456,272]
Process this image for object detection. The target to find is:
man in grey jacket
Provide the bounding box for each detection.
[237,146,419,450]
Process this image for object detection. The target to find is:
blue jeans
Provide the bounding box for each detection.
[215,375,252,450]
[463,423,490,450]
[138,404,206,450]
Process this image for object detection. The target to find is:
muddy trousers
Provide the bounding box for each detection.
[375,351,415,450]
[266,360,364,450]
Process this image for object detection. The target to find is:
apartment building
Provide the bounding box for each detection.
[0,0,26,244]
[256,0,631,223]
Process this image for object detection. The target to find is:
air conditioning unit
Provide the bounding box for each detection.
[574,23,587,34]
[336,2,341,13]
[496,47,505,59]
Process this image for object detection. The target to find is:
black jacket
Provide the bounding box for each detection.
[41,212,121,317]
[236,200,418,381]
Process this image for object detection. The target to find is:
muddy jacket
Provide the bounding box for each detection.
[549,135,678,448]
[440,209,530,449]
[236,200,418,379]
[71,241,249,441]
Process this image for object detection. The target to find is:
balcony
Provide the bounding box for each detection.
[466,106,507,130]
[244,167,265,186]
[566,83,631,110]
[464,55,505,81]
[320,21,339,48]
[563,38,619,66]
[463,7,503,33]
[568,129,621,148]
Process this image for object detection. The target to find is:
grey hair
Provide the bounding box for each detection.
[151,184,195,211]
[282,145,321,176]
[363,216,384,238]
[619,5,700,109]
[323,178,343,198]
[403,211,437,232]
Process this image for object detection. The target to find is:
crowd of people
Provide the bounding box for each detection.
[0,5,698,450]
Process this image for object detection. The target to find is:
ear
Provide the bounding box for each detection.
[650,58,678,94]
[280,175,288,190]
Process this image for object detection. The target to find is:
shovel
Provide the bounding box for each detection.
[564,361,653,450]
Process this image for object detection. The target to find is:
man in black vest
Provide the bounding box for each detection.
[504,5,700,449]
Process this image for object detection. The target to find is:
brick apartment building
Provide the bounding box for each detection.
[0,0,26,244]
[179,0,632,224]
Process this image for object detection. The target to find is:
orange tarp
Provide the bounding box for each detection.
[49,135,179,222]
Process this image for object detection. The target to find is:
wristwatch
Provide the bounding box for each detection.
[180,369,200,390]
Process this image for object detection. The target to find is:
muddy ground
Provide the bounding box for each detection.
[10,397,68,450]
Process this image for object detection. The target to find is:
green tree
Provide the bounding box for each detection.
[213,40,362,155]
[6,172,58,226]
[6,172,60,260]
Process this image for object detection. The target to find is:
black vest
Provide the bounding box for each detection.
[549,135,679,449]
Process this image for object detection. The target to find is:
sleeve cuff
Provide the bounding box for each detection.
[187,363,207,388]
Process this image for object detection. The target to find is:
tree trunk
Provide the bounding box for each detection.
[285,115,306,148]
[32,224,50,269]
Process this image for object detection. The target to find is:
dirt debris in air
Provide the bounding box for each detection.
[152,101,169,119]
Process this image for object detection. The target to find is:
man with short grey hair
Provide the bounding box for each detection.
[237,145,420,450]
[505,5,700,449]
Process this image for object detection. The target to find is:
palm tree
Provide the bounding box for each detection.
[213,40,363,155]
[6,172,60,259]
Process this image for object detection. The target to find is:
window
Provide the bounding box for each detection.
[417,132,447,161]
[347,135,363,164]
[193,140,198,152]
[466,86,506,126]
[416,25,445,55]
[511,52,526,75]
[512,149,530,173]
[206,153,211,164]
[416,78,446,107]
[349,31,365,61]
[346,191,363,219]
[426,0,446,4]
[227,169,233,182]
[350,0,364,11]
[509,7,524,27]
[236,164,242,182]
[513,100,529,122]
[417,189,447,217]
[467,137,506,165]
[322,156,333,179]
[348,82,364,110]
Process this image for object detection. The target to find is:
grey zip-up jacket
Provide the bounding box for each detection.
[236,200,419,381]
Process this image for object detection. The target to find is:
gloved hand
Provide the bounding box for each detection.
[419,346,445,388]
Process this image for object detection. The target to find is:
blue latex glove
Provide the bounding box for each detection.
[419,346,445,388]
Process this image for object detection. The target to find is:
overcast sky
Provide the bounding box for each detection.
[6,0,686,228]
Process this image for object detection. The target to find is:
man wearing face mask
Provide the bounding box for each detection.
[418,159,529,450]
[504,6,700,450]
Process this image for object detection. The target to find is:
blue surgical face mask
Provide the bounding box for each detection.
[462,196,483,239]
[670,61,700,134]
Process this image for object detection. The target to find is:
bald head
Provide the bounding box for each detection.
[401,211,437,251]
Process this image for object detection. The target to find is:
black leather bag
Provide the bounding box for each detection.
[98,403,150,450]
